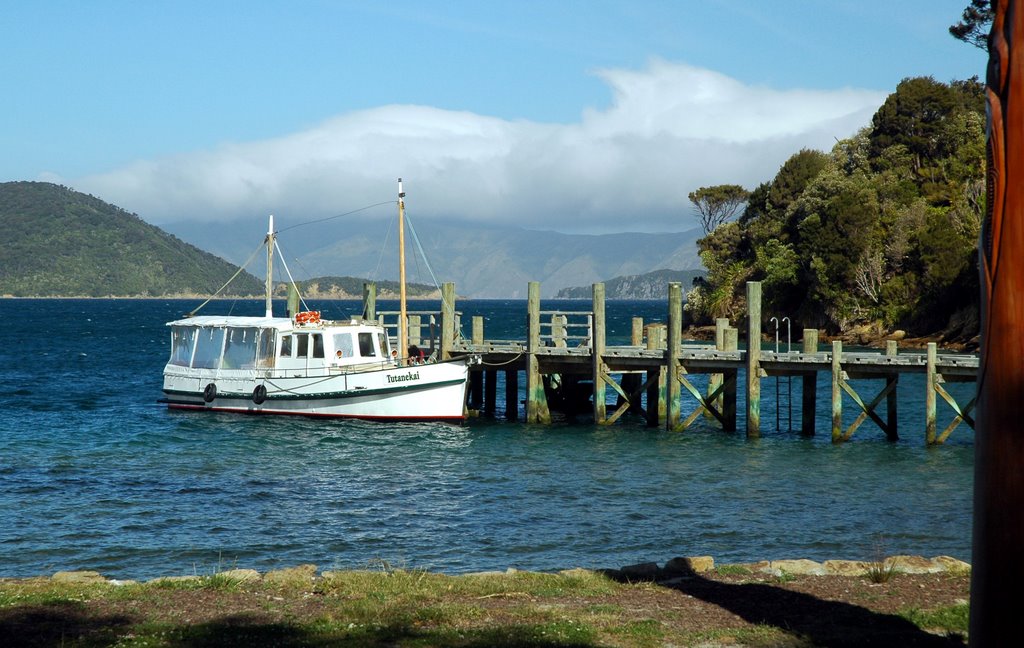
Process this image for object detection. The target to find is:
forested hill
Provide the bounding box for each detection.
[689,76,985,342]
[555,269,706,299]
[0,182,263,297]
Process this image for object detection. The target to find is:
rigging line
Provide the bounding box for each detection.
[403,210,440,292]
[273,240,311,313]
[276,201,396,234]
[370,212,396,281]
[186,241,265,317]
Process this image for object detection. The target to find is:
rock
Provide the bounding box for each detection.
[889,330,907,341]
[619,562,660,580]
[823,560,870,576]
[664,556,715,575]
[736,560,777,575]
[264,564,317,587]
[218,568,261,583]
[931,556,971,573]
[884,555,942,574]
[769,559,826,576]
[52,571,106,584]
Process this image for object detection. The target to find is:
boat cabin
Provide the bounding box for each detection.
[166,316,395,375]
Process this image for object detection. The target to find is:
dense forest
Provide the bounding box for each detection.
[0,181,264,297]
[685,76,985,342]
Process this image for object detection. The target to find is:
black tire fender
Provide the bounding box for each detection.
[252,384,267,405]
[203,383,217,403]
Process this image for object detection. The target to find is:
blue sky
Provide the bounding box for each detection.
[2,1,987,233]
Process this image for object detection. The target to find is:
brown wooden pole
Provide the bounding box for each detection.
[800,329,818,436]
[972,2,1024,643]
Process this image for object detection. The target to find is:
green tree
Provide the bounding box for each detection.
[688,184,750,235]
[869,77,958,174]
[949,0,992,50]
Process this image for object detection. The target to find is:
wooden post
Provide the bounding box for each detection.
[408,315,421,347]
[723,327,738,431]
[667,283,682,430]
[708,317,728,416]
[505,369,519,421]
[440,282,456,361]
[469,370,483,411]
[592,283,607,423]
[645,325,662,427]
[926,342,937,445]
[885,340,899,441]
[831,340,843,443]
[287,283,300,319]
[362,281,376,321]
[472,316,484,346]
[631,317,644,346]
[526,281,550,424]
[973,5,1024,638]
[552,314,568,348]
[801,329,818,436]
[484,369,497,416]
[746,282,762,437]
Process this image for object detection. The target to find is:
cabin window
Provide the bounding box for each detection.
[169,326,197,367]
[223,327,259,369]
[192,327,226,369]
[333,333,354,358]
[296,334,309,358]
[312,334,324,359]
[280,335,292,358]
[358,332,375,357]
[377,333,389,358]
[257,329,276,368]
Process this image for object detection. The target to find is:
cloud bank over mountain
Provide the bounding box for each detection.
[70,59,885,233]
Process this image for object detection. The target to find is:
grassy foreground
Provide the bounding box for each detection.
[0,564,969,647]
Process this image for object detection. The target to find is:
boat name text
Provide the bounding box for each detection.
[387,371,421,384]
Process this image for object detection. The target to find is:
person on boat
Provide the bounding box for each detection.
[408,345,424,364]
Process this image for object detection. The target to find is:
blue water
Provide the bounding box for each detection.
[0,298,975,580]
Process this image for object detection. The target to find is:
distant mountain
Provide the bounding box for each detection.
[162,216,705,298]
[555,269,706,299]
[0,182,263,297]
[274,276,439,299]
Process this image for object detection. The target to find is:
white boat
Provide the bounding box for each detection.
[161,180,471,421]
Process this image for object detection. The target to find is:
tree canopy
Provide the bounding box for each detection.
[688,184,750,235]
[686,77,985,339]
[949,0,993,50]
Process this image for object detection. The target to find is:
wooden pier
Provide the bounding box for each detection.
[368,280,977,444]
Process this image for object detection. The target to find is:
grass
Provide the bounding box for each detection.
[900,602,970,635]
[0,568,971,647]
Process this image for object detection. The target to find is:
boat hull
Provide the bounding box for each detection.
[162,360,469,421]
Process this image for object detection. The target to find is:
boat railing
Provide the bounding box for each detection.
[377,309,463,352]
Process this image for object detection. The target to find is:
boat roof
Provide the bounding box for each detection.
[166,315,381,331]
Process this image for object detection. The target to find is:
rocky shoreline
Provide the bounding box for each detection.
[14,553,970,587]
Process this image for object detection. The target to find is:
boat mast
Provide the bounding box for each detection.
[265,214,275,318]
[398,179,408,366]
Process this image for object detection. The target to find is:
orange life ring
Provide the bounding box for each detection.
[295,310,321,325]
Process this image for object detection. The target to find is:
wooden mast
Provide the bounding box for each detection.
[971,1,1024,644]
[398,179,408,366]
[265,214,274,318]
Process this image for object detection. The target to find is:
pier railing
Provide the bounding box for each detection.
[358,279,978,444]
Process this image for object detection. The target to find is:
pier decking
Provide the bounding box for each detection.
[367,280,977,444]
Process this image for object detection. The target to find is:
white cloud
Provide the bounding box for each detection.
[73,59,885,233]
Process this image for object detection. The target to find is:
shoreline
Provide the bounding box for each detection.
[4,553,971,586]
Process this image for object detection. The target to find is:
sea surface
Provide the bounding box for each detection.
[0,298,975,580]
